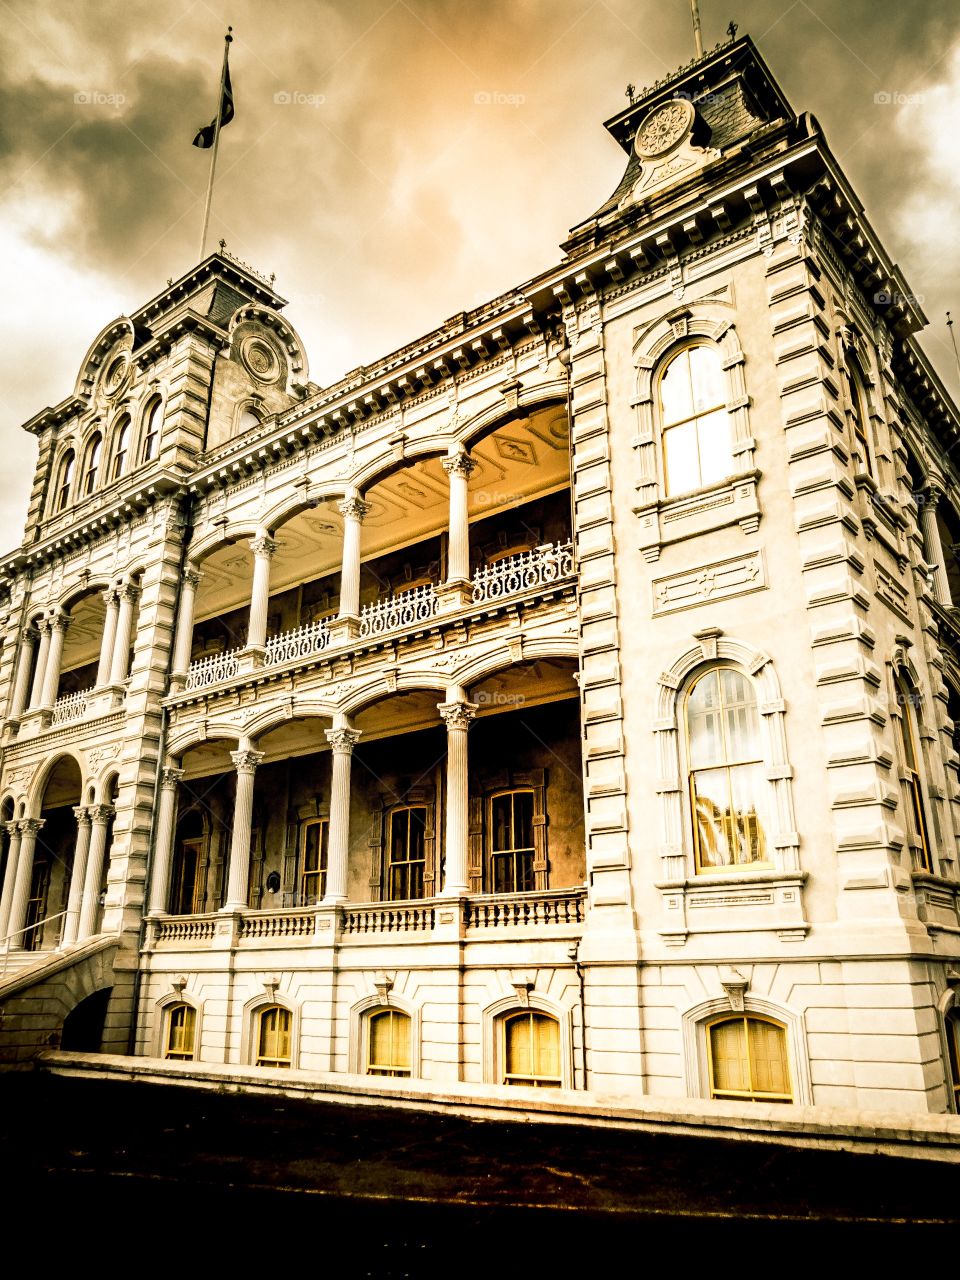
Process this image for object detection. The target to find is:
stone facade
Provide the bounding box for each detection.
[1,36,959,1114]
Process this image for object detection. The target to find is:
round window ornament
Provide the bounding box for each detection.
[634,99,695,159]
[101,351,131,397]
[240,336,282,384]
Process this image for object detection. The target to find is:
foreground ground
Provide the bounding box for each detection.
[0,1070,956,1267]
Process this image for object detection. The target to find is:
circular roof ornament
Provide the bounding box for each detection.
[101,350,131,398]
[634,99,695,158]
[240,335,282,384]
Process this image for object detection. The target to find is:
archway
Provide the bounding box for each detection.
[27,756,83,949]
[61,987,113,1053]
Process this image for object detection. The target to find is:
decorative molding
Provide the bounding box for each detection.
[652,550,766,615]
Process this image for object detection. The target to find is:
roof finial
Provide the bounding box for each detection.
[625,83,636,104]
[727,20,739,41]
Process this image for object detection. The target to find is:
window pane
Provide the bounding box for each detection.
[687,345,725,414]
[695,409,734,486]
[663,421,700,494]
[687,670,723,769]
[710,1018,750,1093]
[408,807,426,859]
[369,1010,411,1074]
[506,1015,533,1078]
[533,1014,560,1080]
[727,764,767,864]
[492,795,511,852]
[659,350,693,426]
[719,669,761,763]
[748,1019,790,1097]
[513,792,534,850]
[692,768,736,868]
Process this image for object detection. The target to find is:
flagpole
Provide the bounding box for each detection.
[198,26,233,262]
[690,0,704,57]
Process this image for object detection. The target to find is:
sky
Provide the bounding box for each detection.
[1,0,958,550]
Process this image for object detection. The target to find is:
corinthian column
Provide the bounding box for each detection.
[169,568,201,690]
[323,723,362,903]
[148,766,185,914]
[332,494,369,640]
[28,620,51,710]
[61,807,93,946]
[438,697,477,895]
[39,613,68,708]
[96,589,120,687]
[6,818,44,946]
[8,629,36,723]
[108,582,140,685]
[223,746,264,910]
[245,533,277,653]
[920,485,953,607]
[442,451,476,584]
[0,821,24,942]
[77,805,114,939]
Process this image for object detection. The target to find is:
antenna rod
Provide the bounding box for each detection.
[691,0,704,57]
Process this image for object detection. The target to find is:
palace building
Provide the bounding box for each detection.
[1,34,960,1117]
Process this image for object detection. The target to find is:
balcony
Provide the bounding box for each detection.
[51,689,90,727]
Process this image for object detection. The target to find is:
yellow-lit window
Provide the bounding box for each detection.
[490,789,535,894]
[896,677,933,873]
[170,838,205,915]
[386,806,427,901]
[847,365,874,478]
[257,1005,292,1068]
[111,416,130,480]
[141,399,162,462]
[947,1013,960,1114]
[367,1009,411,1077]
[503,1011,561,1088]
[659,344,732,495]
[81,432,102,496]
[686,666,767,872]
[165,1003,196,1060]
[300,818,328,904]
[55,450,75,512]
[708,1015,792,1103]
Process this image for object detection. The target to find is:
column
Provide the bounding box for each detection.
[108,582,140,685]
[28,620,51,709]
[223,745,264,911]
[6,818,44,947]
[169,569,201,689]
[442,451,476,585]
[323,722,362,903]
[438,697,477,895]
[8,628,37,722]
[147,766,185,914]
[39,612,68,708]
[0,821,23,942]
[920,485,953,607]
[95,589,120,687]
[77,805,114,940]
[335,495,369,630]
[61,807,93,946]
[245,534,277,652]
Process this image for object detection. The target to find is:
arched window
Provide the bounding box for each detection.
[299,817,328,904]
[366,1009,411,1077]
[140,398,162,463]
[110,415,131,480]
[386,805,427,901]
[846,360,874,478]
[895,674,933,873]
[489,789,535,893]
[256,1005,292,1068]
[658,344,732,495]
[164,1003,196,1060]
[686,666,767,872]
[54,450,75,512]
[946,1011,960,1113]
[503,1011,561,1088]
[237,405,262,434]
[707,1014,792,1103]
[81,431,102,496]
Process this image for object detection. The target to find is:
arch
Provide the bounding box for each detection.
[351,438,452,496]
[55,578,112,616]
[348,990,422,1077]
[240,989,301,1069]
[79,428,103,497]
[165,722,245,762]
[256,485,350,541]
[95,769,121,806]
[481,989,575,1090]
[339,674,449,719]
[138,394,164,463]
[453,381,568,453]
[455,637,580,691]
[27,749,86,817]
[52,447,76,513]
[73,317,134,400]
[680,993,812,1105]
[153,988,205,1060]
[185,523,262,572]
[108,410,132,481]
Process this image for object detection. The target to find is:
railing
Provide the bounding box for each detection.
[342,902,437,934]
[239,910,316,939]
[154,915,218,944]
[51,689,89,726]
[184,647,241,692]
[0,910,67,977]
[472,541,575,605]
[264,619,331,668]
[359,584,440,639]
[464,887,586,929]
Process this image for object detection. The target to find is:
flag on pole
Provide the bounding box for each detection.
[193,48,234,148]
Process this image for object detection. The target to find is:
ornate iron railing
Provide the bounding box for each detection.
[264,619,330,668]
[154,915,218,944]
[359,584,440,638]
[472,541,575,605]
[51,689,89,726]
[342,903,437,934]
[239,910,316,939]
[184,647,241,692]
[463,887,586,929]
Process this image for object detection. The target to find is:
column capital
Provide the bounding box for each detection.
[337,495,370,523]
[3,820,21,837]
[183,567,202,590]
[442,452,477,480]
[102,586,120,607]
[18,817,45,836]
[33,617,51,636]
[19,625,38,644]
[230,748,265,775]
[325,726,362,754]
[160,765,185,791]
[438,700,478,730]
[88,804,116,827]
[922,482,944,507]
[48,610,70,634]
[72,805,93,826]
[117,582,141,604]
[250,533,278,558]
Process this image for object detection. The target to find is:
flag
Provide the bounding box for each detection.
[193,59,234,149]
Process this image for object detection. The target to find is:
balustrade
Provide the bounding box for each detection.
[263,618,330,667]
[359,584,440,638]
[472,541,574,604]
[463,887,585,928]
[184,647,241,691]
[51,689,89,726]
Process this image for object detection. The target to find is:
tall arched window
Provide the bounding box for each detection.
[140,398,162,463]
[237,405,262,434]
[503,1011,561,1088]
[659,344,732,495]
[686,666,767,873]
[707,1014,792,1103]
[489,789,535,893]
[367,1009,411,1077]
[256,1005,292,1068]
[895,674,933,873]
[110,415,131,480]
[81,432,102,496]
[845,361,874,478]
[164,1003,196,1060]
[54,449,75,512]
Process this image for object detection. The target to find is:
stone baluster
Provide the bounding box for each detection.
[323,723,362,903]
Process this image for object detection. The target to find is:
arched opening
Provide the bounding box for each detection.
[140,397,162,463]
[706,1014,792,1103]
[256,1005,292,1068]
[61,988,112,1053]
[366,1009,411,1077]
[0,796,14,924]
[110,414,131,481]
[236,405,262,435]
[53,449,75,513]
[502,1010,561,1087]
[80,431,103,497]
[56,588,107,700]
[27,756,83,950]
